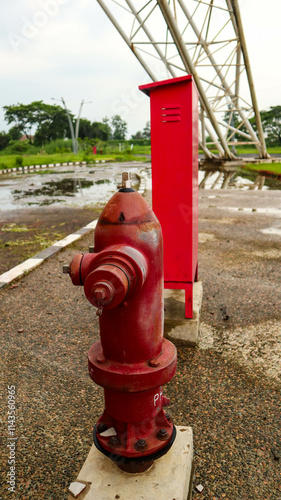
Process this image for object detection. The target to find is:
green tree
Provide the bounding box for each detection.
[0,131,10,151]
[238,105,281,146]
[3,101,72,145]
[0,126,22,151]
[102,117,112,139]
[260,106,281,146]
[78,118,94,140]
[78,119,111,141]
[131,131,143,140]
[143,121,151,139]
[3,102,39,142]
[111,115,127,140]
[92,121,111,141]
[34,105,70,145]
[8,125,22,141]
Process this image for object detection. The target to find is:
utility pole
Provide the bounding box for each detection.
[51,97,76,153]
[61,97,76,154]
[51,98,91,154]
[75,100,92,154]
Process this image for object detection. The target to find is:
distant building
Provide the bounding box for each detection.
[19,134,34,142]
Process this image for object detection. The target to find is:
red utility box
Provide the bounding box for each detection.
[139,76,198,318]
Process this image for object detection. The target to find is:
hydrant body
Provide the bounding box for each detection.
[68,181,177,472]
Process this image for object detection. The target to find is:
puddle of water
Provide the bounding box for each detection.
[0,163,144,211]
[14,179,95,198]
[198,169,281,190]
[1,161,279,212]
[220,206,281,216]
[11,178,117,208]
[261,227,281,236]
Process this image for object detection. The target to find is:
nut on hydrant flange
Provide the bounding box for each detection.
[65,172,177,473]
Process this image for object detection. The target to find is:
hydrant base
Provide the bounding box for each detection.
[93,423,177,473]
[67,426,193,500]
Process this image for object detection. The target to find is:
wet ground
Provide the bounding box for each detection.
[0,185,280,500]
[0,163,146,274]
[0,161,280,212]
[198,189,281,379]
[0,163,144,211]
[199,168,281,191]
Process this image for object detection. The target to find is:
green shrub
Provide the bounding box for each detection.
[82,153,90,162]
[45,139,73,154]
[7,140,29,154]
[3,139,38,155]
[15,156,23,167]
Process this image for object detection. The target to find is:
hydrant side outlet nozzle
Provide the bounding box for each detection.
[65,179,177,473]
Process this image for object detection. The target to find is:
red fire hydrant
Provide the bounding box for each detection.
[65,172,177,472]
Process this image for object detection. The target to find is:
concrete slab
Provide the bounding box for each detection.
[33,245,62,260]
[164,281,203,346]
[0,258,44,285]
[67,426,193,500]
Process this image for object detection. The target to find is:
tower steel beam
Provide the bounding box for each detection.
[96,0,269,160]
[96,0,158,81]
[157,0,235,159]
[231,0,269,158]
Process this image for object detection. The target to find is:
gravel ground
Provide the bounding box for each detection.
[0,188,280,500]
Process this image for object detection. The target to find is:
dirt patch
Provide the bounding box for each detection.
[0,206,101,274]
[199,321,281,382]
[198,232,217,243]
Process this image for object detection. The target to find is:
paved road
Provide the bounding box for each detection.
[0,186,280,499]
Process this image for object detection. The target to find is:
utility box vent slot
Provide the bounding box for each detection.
[161,106,181,122]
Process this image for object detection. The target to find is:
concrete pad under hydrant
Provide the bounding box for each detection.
[164,281,203,346]
[68,426,193,500]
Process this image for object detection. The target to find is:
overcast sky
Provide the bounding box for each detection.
[1,0,280,137]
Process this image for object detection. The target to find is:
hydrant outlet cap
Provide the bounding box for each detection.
[84,264,130,309]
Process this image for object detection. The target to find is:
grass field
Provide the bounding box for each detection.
[0,152,148,170]
[243,163,281,175]
[0,145,280,175]
[201,146,281,156]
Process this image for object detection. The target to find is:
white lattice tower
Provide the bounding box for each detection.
[96,0,269,160]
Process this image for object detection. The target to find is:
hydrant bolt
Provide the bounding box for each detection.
[96,423,107,434]
[164,412,172,423]
[157,428,169,441]
[109,436,120,447]
[135,439,147,452]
